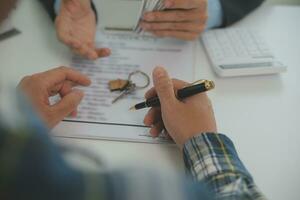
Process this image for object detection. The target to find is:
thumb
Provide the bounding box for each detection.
[52,89,84,123]
[153,67,177,107]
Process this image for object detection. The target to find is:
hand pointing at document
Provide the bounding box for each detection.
[141,0,208,40]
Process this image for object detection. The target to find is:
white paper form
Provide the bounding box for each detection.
[53,32,196,143]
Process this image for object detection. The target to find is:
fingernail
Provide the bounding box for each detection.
[164,0,173,8]
[153,66,166,78]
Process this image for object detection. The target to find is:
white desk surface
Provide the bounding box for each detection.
[1,1,299,200]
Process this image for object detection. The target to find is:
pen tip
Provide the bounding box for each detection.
[129,106,136,111]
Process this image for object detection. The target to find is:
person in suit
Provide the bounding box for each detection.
[39,0,264,59]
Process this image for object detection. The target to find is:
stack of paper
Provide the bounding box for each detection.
[133,0,165,34]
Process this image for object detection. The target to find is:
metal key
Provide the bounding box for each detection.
[112,82,136,104]
[110,70,150,104]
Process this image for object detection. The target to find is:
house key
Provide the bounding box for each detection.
[111,70,150,104]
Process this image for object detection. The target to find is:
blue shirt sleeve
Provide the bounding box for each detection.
[54,0,61,14]
[205,0,224,30]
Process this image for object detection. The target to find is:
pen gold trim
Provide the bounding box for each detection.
[188,79,215,90]
[130,79,215,111]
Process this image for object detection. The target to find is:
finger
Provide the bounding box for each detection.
[59,81,77,96]
[50,89,84,126]
[143,9,206,22]
[49,83,64,96]
[96,48,111,58]
[150,121,165,137]
[152,66,177,107]
[73,44,98,60]
[164,0,206,9]
[141,22,205,33]
[72,48,95,60]
[145,79,189,99]
[86,42,99,59]
[143,107,161,126]
[145,87,157,99]
[59,81,79,118]
[73,47,111,60]
[48,81,79,117]
[42,66,91,87]
[172,78,190,89]
[151,30,199,40]
[48,80,76,97]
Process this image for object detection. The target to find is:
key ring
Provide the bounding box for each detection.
[128,70,150,89]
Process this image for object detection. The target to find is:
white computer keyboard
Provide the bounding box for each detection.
[201,28,286,77]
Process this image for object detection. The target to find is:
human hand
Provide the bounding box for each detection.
[143,67,217,147]
[18,67,91,128]
[55,0,111,60]
[141,0,207,40]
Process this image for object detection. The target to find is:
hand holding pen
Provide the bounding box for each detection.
[140,67,217,147]
[131,79,214,110]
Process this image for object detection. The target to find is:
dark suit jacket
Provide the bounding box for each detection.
[220,0,264,26]
[39,0,264,26]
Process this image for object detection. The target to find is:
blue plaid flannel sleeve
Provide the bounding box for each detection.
[183,133,267,200]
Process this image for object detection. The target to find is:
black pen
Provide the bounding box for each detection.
[130,80,215,111]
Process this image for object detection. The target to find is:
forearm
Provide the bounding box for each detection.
[183,133,267,200]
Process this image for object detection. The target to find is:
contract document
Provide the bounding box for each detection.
[53,32,196,143]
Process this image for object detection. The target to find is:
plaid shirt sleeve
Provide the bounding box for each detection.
[183,133,267,200]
